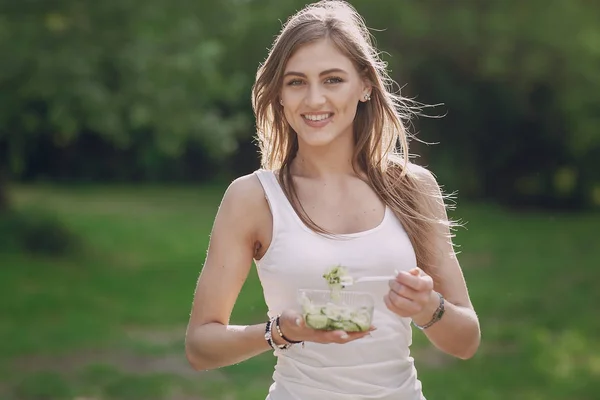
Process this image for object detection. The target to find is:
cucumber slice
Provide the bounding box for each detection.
[305,313,329,330]
[351,315,371,332]
[341,321,362,332]
[301,294,373,332]
[330,320,345,330]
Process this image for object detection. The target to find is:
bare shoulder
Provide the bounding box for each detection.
[405,162,453,219]
[221,172,267,210]
[397,162,441,197]
[405,162,438,185]
[218,172,271,245]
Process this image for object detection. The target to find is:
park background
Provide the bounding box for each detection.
[0,0,599,399]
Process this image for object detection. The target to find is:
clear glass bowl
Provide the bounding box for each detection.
[297,289,374,332]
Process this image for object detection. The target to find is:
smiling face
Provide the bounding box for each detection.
[280,39,371,149]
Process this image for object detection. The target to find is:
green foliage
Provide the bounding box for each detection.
[353,0,600,208]
[0,0,252,167]
[1,0,599,207]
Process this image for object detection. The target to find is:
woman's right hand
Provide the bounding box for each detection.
[276,309,375,345]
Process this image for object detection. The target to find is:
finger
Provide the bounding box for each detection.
[322,330,347,342]
[388,279,420,301]
[305,325,371,345]
[384,293,419,317]
[394,271,420,289]
[384,293,407,316]
[389,281,433,308]
[335,330,370,343]
[389,291,418,311]
[318,330,369,344]
[396,271,433,291]
[346,331,371,341]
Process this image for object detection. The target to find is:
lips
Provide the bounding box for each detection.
[301,113,334,128]
[302,113,333,121]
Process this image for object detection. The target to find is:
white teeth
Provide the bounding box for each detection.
[303,113,331,121]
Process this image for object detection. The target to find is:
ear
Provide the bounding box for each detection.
[360,79,373,103]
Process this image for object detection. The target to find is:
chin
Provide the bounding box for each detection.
[296,129,345,148]
[300,136,336,148]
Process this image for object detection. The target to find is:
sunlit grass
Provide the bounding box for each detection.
[0,184,597,399]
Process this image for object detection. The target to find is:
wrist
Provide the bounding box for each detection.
[276,315,304,345]
[412,291,443,327]
[265,317,291,350]
[270,320,287,346]
[268,315,304,349]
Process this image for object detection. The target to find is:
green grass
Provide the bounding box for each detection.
[0,184,598,400]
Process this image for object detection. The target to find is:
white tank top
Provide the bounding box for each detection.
[254,169,426,400]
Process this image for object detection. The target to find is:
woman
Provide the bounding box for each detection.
[185,1,481,399]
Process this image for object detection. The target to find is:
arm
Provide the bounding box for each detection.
[385,167,481,360]
[411,285,480,360]
[185,174,273,371]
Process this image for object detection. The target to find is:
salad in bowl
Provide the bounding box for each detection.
[298,265,374,332]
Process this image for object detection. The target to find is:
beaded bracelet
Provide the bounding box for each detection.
[264,317,291,351]
[275,316,304,347]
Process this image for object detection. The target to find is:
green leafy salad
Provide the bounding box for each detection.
[322,265,354,294]
[299,265,372,332]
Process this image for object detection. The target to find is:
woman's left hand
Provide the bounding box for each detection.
[384,267,439,323]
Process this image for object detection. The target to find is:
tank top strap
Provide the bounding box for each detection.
[253,169,298,232]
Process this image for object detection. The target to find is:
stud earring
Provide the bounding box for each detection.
[280,99,284,106]
[364,93,371,101]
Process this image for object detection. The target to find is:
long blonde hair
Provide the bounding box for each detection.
[251,0,454,281]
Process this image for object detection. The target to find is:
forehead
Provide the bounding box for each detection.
[284,39,356,75]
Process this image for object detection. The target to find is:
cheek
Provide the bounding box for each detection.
[339,100,359,121]
[337,91,360,113]
[282,108,298,128]
[281,92,300,115]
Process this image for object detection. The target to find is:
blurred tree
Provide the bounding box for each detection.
[0,0,255,210]
[0,0,599,209]
[353,0,600,208]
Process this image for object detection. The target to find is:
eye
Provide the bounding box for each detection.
[325,76,344,84]
[286,79,304,86]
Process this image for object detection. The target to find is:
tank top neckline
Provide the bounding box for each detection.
[262,169,391,239]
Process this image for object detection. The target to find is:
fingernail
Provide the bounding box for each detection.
[295,318,301,326]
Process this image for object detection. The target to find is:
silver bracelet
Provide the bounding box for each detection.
[412,292,445,330]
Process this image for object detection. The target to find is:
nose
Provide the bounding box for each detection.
[304,84,326,108]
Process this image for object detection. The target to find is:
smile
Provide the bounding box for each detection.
[302,113,333,121]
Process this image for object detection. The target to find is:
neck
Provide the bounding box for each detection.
[290,135,358,178]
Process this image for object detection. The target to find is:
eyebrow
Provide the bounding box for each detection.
[283,68,348,78]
